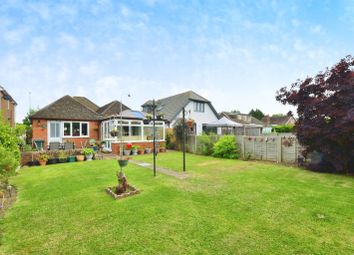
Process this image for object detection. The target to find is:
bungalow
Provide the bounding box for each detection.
[219,112,263,136]
[262,115,296,134]
[30,95,165,154]
[0,85,17,127]
[141,90,219,135]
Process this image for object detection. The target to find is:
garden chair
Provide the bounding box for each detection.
[49,142,60,150]
[64,142,75,150]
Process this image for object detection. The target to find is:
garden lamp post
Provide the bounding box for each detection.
[120,93,131,161]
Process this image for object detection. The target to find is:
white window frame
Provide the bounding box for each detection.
[63,121,90,138]
[194,102,205,112]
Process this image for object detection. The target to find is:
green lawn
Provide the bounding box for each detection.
[1,152,354,254]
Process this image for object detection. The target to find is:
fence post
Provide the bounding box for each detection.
[277,136,282,163]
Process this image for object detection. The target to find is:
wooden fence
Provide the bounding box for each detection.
[186,134,302,164]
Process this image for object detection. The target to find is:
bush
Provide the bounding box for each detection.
[212,135,239,159]
[272,124,295,133]
[0,146,18,184]
[197,133,219,155]
[166,128,177,150]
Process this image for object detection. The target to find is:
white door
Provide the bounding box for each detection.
[48,121,62,144]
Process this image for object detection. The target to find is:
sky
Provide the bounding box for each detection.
[1,0,354,122]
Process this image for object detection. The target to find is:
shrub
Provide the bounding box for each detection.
[165,128,176,149]
[212,135,239,159]
[0,146,18,185]
[197,133,219,155]
[82,148,94,156]
[272,125,294,133]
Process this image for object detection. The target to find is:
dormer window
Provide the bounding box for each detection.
[194,102,205,112]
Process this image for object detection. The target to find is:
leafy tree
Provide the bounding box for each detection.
[249,109,265,120]
[230,109,241,114]
[22,109,37,144]
[276,55,354,174]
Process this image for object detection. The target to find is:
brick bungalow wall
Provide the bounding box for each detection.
[111,141,165,155]
[0,93,16,127]
[32,119,100,148]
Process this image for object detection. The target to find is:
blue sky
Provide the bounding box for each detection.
[1,0,353,121]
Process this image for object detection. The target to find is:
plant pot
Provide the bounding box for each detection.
[59,158,67,163]
[76,155,85,161]
[118,159,129,168]
[145,148,151,154]
[47,158,58,165]
[124,150,131,156]
[159,148,166,152]
[131,149,138,156]
[39,160,47,166]
[137,150,144,155]
[67,156,76,162]
[86,154,93,161]
[28,160,39,167]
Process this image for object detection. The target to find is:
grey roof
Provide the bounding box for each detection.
[0,85,17,105]
[141,90,219,122]
[220,112,263,127]
[30,95,102,120]
[73,96,99,112]
[97,101,130,118]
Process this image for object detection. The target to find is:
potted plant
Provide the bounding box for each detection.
[124,143,132,156]
[143,114,152,124]
[46,152,58,165]
[159,142,166,152]
[131,145,139,156]
[76,151,85,162]
[83,148,94,161]
[58,151,68,163]
[38,153,49,166]
[67,150,76,163]
[145,147,152,154]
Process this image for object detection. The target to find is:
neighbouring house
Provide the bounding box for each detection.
[141,90,219,135]
[219,112,263,136]
[30,95,165,154]
[0,85,17,127]
[262,115,296,134]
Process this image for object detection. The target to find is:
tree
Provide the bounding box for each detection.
[276,55,354,174]
[22,109,37,144]
[230,109,241,114]
[249,109,265,120]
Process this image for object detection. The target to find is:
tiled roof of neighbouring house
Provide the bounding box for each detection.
[262,115,295,126]
[141,90,218,122]
[0,85,17,105]
[220,112,263,126]
[96,101,130,118]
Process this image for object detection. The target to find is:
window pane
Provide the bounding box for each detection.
[55,123,60,137]
[50,123,56,138]
[64,122,71,136]
[132,126,141,136]
[81,123,88,136]
[72,123,80,136]
[123,126,129,136]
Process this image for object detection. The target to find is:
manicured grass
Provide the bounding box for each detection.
[1,152,354,254]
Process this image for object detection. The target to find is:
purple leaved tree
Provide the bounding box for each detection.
[276,55,354,174]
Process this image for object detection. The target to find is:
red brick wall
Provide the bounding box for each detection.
[111,141,165,155]
[0,93,16,127]
[31,119,100,149]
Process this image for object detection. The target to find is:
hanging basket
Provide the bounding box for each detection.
[186,119,194,128]
[118,159,129,168]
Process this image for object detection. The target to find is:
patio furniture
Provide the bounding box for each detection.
[64,142,75,150]
[49,142,61,150]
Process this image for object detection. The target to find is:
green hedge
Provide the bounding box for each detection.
[272,124,295,133]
